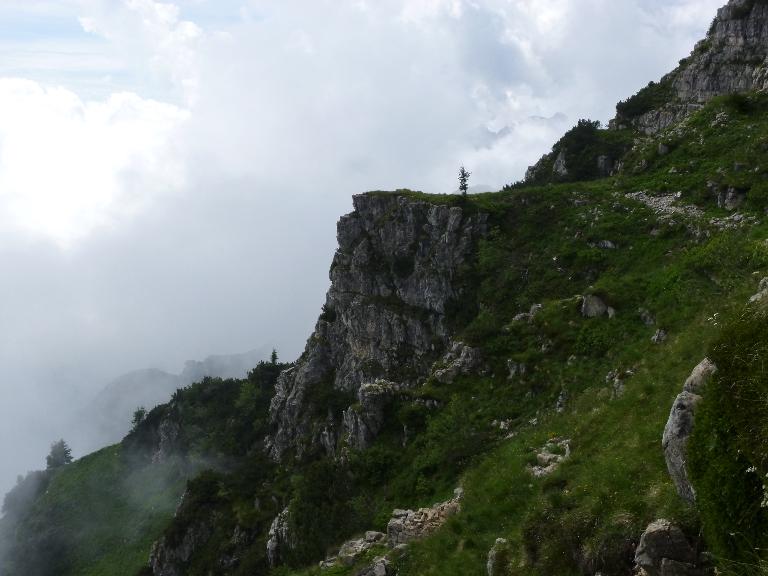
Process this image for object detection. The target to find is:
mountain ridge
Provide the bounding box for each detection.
[5,1,768,574]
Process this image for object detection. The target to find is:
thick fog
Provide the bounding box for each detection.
[0,0,721,496]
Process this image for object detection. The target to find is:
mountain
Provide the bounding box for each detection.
[73,348,271,453]
[4,1,768,574]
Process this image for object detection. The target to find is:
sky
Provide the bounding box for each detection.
[0,0,724,495]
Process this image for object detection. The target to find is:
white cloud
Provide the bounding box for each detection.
[0,78,187,246]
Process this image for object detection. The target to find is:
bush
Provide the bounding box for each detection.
[616,80,674,120]
[689,307,768,568]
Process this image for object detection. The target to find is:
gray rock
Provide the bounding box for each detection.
[356,557,390,576]
[683,358,717,394]
[528,438,570,477]
[486,538,509,576]
[152,417,180,464]
[553,149,568,177]
[581,294,609,318]
[267,507,292,567]
[718,186,747,211]
[652,329,668,344]
[149,489,216,576]
[664,359,716,502]
[342,380,399,451]
[386,488,463,547]
[597,155,614,176]
[623,0,768,134]
[432,342,486,384]
[267,194,488,460]
[663,392,701,503]
[749,276,768,303]
[658,143,671,156]
[635,520,701,576]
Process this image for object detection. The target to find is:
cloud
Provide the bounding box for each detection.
[0,78,187,246]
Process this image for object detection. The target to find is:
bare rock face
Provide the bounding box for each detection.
[342,380,399,451]
[266,507,292,568]
[627,0,768,134]
[553,149,568,177]
[268,193,488,461]
[151,417,181,464]
[635,520,711,576]
[432,341,487,384]
[663,359,717,502]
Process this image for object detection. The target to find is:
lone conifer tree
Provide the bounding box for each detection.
[271,349,278,364]
[46,439,73,469]
[459,166,471,196]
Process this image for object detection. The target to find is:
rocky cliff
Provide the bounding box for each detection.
[267,193,488,460]
[626,0,768,133]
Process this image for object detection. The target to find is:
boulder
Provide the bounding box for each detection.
[581,294,609,318]
[663,392,701,503]
[663,359,716,502]
[635,520,708,576]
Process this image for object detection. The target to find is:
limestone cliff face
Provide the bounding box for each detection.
[633,0,768,133]
[267,193,488,460]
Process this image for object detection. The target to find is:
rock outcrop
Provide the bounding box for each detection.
[268,193,488,460]
[635,520,712,576]
[528,438,571,478]
[342,380,400,451]
[431,341,487,384]
[627,0,768,133]
[662,359,717,502]
[581,294,615,319]
[266,507,292,567]
[486,538,510,576]
[387,488,463,546]
[320,489,463,572]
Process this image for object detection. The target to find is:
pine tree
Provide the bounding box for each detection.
[459,166,471,196]
[46,439,73,469]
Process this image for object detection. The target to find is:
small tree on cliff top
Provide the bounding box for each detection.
[459,166,471,196]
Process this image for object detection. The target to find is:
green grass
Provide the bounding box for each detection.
[2,445,185,576]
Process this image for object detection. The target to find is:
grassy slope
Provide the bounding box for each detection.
[5,446,185,576]
[6,93,768,576]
